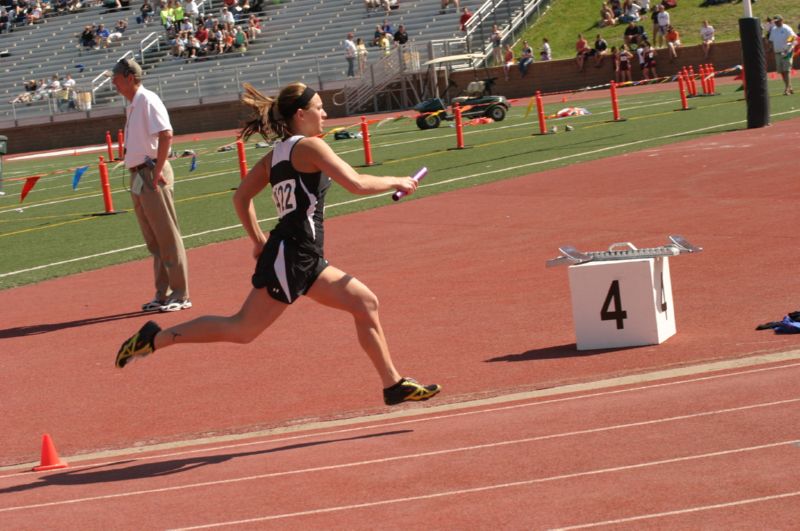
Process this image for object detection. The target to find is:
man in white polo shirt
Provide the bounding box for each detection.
[767,15,796,96]
[110,58,191,313]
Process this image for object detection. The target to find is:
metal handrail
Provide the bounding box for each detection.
[90,49,133,102]
[139,32,161,65]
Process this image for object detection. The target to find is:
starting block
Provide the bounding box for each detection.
[547,236,702,350]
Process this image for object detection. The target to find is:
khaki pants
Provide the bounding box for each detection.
[130,160,190,302]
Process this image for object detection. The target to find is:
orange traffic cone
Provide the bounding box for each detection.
[32,434,68,472]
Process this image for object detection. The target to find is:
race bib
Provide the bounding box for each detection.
[272,180,297,218]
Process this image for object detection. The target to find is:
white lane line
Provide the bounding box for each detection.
[8,111,800,279]
[3,358,799,478]
[1,398,797,514]
[552,491,800,530]
[166,440,800,530]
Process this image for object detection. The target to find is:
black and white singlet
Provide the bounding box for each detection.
[251,135,332,304]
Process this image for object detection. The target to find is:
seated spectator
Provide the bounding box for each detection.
[619,0,639,24]
[518,40,533,77]
[575,33,590,71]
[623,20,646,48]
[207,22,221,52]
[103,0,122,10]
[381,0,398,13]
[372,24,383,46]
[247,14,260,41]
[170,30,188,57]
[459,7,472,32]
[700,20,714,58]
[609,0,622,17]
[364,0,380,15]
[381,18,393,38]
[67,0,81,12]
[378,30,390,55]
[47,74,61,93]
[195,24,208,44]
[79,24,96,48]
[502,43,513,80]
[233,25,248,51]
[591,33,608,66]
[139,0,153,24]
[220,6,234,27]
[95,23,111,48]
[599,2,617,28]
[184,0,198,20]
[393,23,408,46]
[0,8,10,34]
[160,2,175,28]
[108,19,128,42]
[185,32,202,58]
[180,17,193,33]
[665,24,680,60]
[439,0,459,15]
[26,1,43,25]
[540,37,551,61]
[222,28,234,53]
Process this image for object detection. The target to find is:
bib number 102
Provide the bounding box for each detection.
[600,280,627,330]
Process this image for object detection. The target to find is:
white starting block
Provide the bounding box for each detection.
[547,236,702,351]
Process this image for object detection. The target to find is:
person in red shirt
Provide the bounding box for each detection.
[459,7,472,32]
[575,34,590,71]
[195,25,208,45]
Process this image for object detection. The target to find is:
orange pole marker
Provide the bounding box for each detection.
[360,116,373,166]
[610,81,622,121]
[98,156,115,214]
[117,129,124,161]
[678,74,689,110]
[236,140,247,179]
[105,130,114,162]
[454,102,464,149]
[688,66,698,97]
[708,64,716,94]
[33,434,68,472]
[535,91,547,135]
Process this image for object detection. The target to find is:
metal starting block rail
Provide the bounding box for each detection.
[546,235,702,268]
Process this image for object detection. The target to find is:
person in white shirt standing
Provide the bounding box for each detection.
[767,15,797,96]
[700,20,715,59]
[655,4,669,48]
[110,58,191,312]
[344,32,357,77]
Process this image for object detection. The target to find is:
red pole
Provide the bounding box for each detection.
[105,131,114,162]
[535,91,547,135]
[117,129,124,161]
[454,102,464,149]
[360,116,373,166]
[678,74,689,110]
[236,139,247,179]
[98,156,115,214]
[610,81,621,121]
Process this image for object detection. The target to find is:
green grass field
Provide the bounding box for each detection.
[1,79,798,290]
[523,0,800,60]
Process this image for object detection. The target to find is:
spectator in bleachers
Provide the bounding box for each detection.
[180,16,193,33]
[381,18,393,39]
[26,1,43,25]
[378,30,390,55]
[47,74,61,92]
[700,19,714,58]
[458,7,471,32]
[222,27,234,52]
[160,1,175,28]
[344,32,357,77]
[490,24,502,65]
[518,40,533,77]
[183,0,198,20]
[540,37,551,61]
[356,37,368,75]
[139,0,153,24]
[393,23,407,46]
[170,30,187,57]
[220,6,234,27]
[599,2,616,28]
[638,0,650,14]
[439,0,458,15]
[79,24,96,48]
[609,0,622,18]
[172,0,185,27]
[382,0,398,14]
[371,24,383,46]
[207,22,221,52]
[195,21,208,44]
[364,0,380,15]
[95,22,110,48]
[246,13,260,41]
[233,25,248,51]
[185,31,202,58]
[109,18,128,42]
[67,0,81,13]
[0,8,9,34]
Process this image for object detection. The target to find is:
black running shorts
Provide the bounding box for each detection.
[252,234,328,304]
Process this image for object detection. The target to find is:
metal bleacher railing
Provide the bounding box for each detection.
[0,0,551,127]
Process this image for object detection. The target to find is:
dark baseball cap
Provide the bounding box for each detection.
[109,57,142,80]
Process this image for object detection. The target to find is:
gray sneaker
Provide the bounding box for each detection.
[159,299,192,312]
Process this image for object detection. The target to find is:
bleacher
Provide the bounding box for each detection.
[0,0,500,125]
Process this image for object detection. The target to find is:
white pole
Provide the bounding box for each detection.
[742,0,753,19]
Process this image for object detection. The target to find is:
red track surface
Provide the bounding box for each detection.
[1,114,799,528]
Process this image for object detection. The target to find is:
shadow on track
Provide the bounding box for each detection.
[0,311,150,339]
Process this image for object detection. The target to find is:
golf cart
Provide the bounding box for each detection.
[414,54,509,130]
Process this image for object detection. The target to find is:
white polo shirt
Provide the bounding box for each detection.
[769,24,797,55]
[124,85,172,169]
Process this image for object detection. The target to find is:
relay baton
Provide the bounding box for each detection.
[392,167,427,201]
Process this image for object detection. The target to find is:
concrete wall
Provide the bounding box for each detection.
[0,41,753,155]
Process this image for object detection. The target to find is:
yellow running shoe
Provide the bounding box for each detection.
[115,320,161,368]
[383,377,441,405]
